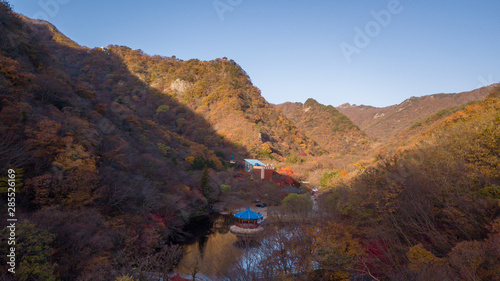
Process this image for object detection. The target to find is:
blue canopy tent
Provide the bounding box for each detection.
[234,207,263,229]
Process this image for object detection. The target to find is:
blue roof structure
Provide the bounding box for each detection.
[244,159,266,172]
[234,207,263,220]
[244,159,265,166]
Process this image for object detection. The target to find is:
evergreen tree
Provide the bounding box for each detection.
[200,167,213,205]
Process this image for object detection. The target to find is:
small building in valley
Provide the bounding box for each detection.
[230,207,264,235]
[244,159,274,180]
[234,207,263,228]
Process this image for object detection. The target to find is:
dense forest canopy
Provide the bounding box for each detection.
[0,1,499,280]
[277,98,372,155]
[0,3,252,279]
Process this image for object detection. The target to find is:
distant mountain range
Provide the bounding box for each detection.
[2,2,500,279]
[336,85,497,140]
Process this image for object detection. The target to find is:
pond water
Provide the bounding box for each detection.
[175,214,249,279]
[174,213,311,280]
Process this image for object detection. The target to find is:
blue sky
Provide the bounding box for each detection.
[9,0,500,107]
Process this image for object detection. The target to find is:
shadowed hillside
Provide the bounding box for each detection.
[107,47,321,160]
[1,2,499,280]
[0,3,256,279]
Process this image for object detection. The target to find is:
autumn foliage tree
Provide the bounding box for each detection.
[335,95,500,279]
[0,3,259,279]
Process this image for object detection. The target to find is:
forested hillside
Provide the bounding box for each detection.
[1,2,499,280]
[0,3,266,279]
[108,46,320,159]
[322,91,500,280]
[276,98,372,155]
[369,85,500,159]
[337,85,495,140]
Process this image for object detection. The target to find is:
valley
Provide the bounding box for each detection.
[1,2,499,280]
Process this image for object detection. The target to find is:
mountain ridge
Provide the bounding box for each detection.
[108,46,321,159]
[275,98,372,155]
[2,2,500,280]
[336,85,497,140]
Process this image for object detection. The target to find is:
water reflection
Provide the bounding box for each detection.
[176,215,314,280]
[176,214,253,279]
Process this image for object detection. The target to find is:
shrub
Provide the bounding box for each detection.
[281,193,313,216]
[219,184,231,193]
[286,154,298,164]
[476,185,500,199]
[320,170,341,188]
[115,275,137,281]
[156,105,170,114]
